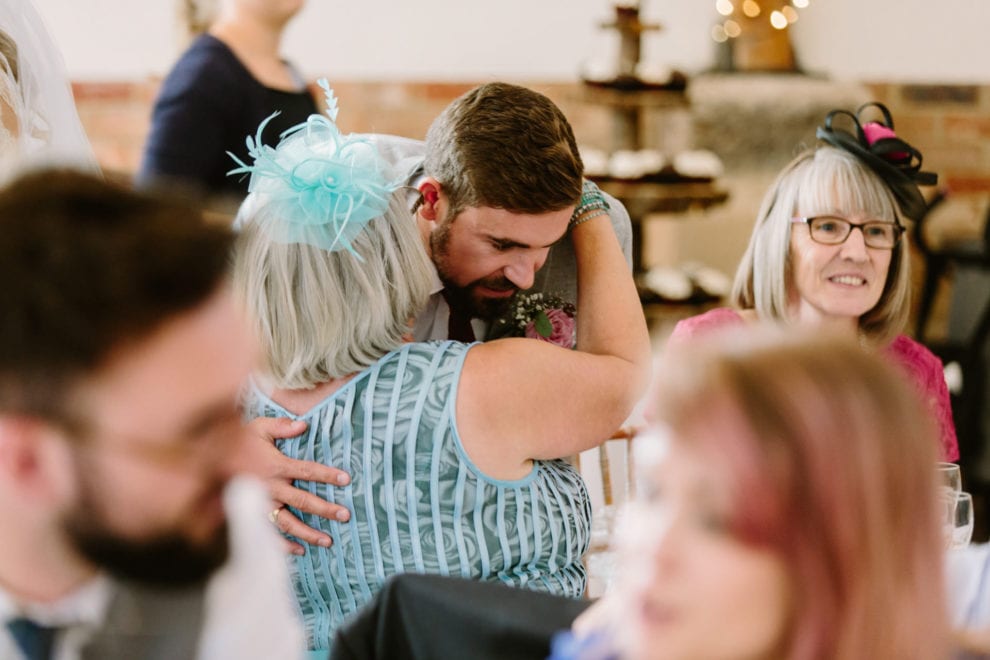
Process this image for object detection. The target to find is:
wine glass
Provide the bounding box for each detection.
[940,490,957,549]
[937,462,962,494]
[952,491,975,549]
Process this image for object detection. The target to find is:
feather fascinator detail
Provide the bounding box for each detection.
[228,79,397,257]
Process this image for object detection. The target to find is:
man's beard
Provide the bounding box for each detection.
[431,224,517,320]
[439,274,516,320]
[62,476,230,587]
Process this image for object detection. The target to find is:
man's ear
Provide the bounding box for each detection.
[0,416,71,501]
[417,178,442,222]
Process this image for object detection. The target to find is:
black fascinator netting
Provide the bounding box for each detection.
[816,102,937,222]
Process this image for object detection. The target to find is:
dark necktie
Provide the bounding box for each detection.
[447,306,477,342]
[447,304,476,343]
[6,618,58,660]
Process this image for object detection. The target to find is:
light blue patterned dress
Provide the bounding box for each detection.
[241,341,592,650]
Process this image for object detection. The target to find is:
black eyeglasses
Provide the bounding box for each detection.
[790,216,903,249]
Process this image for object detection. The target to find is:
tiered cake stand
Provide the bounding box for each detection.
[581,4,729,273]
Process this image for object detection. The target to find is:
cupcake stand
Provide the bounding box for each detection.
[580,3,729,281]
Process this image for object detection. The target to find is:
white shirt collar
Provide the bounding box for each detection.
[0,574,113,628]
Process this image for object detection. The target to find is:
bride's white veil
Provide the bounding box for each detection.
[0,0,99,180]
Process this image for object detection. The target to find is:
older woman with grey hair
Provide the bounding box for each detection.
[668,103,958,462]
[231,87,651,652]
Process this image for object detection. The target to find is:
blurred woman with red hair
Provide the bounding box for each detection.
[556,329,950,660]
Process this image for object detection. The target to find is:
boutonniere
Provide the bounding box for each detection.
[509,293,576,349]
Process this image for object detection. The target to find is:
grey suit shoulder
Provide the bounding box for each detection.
[80,581,206,660]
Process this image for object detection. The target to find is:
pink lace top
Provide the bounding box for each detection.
[668,308,960,461]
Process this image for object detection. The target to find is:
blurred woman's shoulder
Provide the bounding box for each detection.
[886,333,960,461]
[667,307,746,346]
[163,33,246,88]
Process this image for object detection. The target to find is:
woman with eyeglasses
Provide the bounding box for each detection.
[668,103,958,461]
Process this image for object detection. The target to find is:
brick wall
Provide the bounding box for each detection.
[865,82,990,194]
[74,78,990,192]
[72,81,158,178]
[72,79,602,180]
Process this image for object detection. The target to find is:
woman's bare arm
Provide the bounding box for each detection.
[457,213,651,479]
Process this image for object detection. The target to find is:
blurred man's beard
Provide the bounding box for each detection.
[431,224,516,320]
[65,519,229,587]
[62,476,229,587]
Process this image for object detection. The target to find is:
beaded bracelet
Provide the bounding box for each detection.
[569,180,610,229]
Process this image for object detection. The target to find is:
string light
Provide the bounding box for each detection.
[711,0,804,42]
[769,10,788,29]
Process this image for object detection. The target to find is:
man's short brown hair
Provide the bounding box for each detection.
[423,82,584,221]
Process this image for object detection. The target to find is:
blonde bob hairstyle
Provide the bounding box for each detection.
[233,191,434,389]
[731,146,910,344]
[652,329,949,660]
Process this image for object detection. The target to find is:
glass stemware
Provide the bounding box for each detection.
[937,462,962,494]
[941,491,957,549]
[952,491,975,549]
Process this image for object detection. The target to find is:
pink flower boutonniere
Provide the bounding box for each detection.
[509,293,576,349]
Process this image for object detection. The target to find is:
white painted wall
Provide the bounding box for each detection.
[29,0,990,82]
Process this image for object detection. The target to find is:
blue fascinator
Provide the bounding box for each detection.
[228,80,398,257]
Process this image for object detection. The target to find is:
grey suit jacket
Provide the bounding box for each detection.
[80,581,205,660]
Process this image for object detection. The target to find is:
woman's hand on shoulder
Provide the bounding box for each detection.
[246,416,352,554]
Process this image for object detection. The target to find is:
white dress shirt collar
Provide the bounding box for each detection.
[0,575,112,660]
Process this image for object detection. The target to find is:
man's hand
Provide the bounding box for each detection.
[247,417,351,555]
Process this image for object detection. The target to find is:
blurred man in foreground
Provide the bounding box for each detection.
[0,169,304,659]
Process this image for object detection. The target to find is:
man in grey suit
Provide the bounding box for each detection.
[0,170,304,659]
